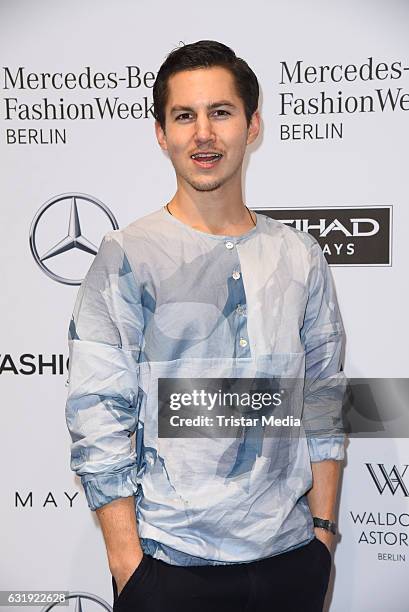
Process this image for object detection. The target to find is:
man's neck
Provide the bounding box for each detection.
[166,184,256,236]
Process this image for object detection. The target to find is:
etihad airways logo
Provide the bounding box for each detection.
[366,463,409,496]
[281,217,379,237]
[259,206,392,266]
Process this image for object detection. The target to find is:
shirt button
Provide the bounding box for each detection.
[225,241,234,250]
[232,270,241,280]
[239,338,248,347]
[236,304,246,315]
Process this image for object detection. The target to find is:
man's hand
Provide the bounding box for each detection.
[95,496,144,595]
[111,549,144,596]
[314,527,334,554]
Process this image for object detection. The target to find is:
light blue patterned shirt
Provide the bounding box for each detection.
[65,207,346,566]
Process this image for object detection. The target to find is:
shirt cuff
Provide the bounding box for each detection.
[307,435,345,462]
[80,465,140,511]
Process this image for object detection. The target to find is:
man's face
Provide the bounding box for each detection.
[155,66,260,193]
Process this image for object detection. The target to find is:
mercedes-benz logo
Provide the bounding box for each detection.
[29,193,119,285]
[41,592,112,611]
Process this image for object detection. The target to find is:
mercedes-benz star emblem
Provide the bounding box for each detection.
[41,591,112,611]
[29,193,119,285]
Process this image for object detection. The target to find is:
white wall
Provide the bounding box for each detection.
[1,1,408,610]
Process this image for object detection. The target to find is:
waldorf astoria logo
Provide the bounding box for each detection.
[366,464,409,497]
[347,462,409,561]
[258,206,392,265]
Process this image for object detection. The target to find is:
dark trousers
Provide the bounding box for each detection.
[112,537,332,612]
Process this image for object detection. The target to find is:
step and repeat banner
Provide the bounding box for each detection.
[1,0,408,610]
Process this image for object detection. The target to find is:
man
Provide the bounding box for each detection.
[65,40,346,612]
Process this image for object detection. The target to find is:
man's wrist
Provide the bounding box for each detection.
[313,516,337,534]
[109,548,144,576]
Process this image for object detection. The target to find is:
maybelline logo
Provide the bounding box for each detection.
[15,491,79,508]
[259,206,392,265]
[366,463,409,496]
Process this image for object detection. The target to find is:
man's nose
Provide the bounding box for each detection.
[194,114,215,144]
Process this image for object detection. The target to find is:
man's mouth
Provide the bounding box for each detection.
[190,152,223,168]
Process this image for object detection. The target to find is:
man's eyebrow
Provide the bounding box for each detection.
[170,101,237,114]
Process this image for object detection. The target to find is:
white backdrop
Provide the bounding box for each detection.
[1,0,408,610]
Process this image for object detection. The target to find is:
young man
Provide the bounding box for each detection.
[65,40,346,612]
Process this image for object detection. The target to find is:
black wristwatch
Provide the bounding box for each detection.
[313,516,337,535]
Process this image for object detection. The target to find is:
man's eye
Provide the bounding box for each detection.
[175,113,191,121]
[213,110,230,117]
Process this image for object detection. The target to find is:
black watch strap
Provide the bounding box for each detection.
[313,516,337,534]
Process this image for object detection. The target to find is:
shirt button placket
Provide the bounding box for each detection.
[225,239,250,356]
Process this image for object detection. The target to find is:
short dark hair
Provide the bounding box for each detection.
[153,40,259,131]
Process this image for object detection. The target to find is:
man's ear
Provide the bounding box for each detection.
[155,120,168,151]
[246,110,260,145]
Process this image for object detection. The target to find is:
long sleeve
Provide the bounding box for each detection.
[300,238,346,462]
[65,231,145,510]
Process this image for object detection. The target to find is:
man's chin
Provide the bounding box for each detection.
[189,179,223,192]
